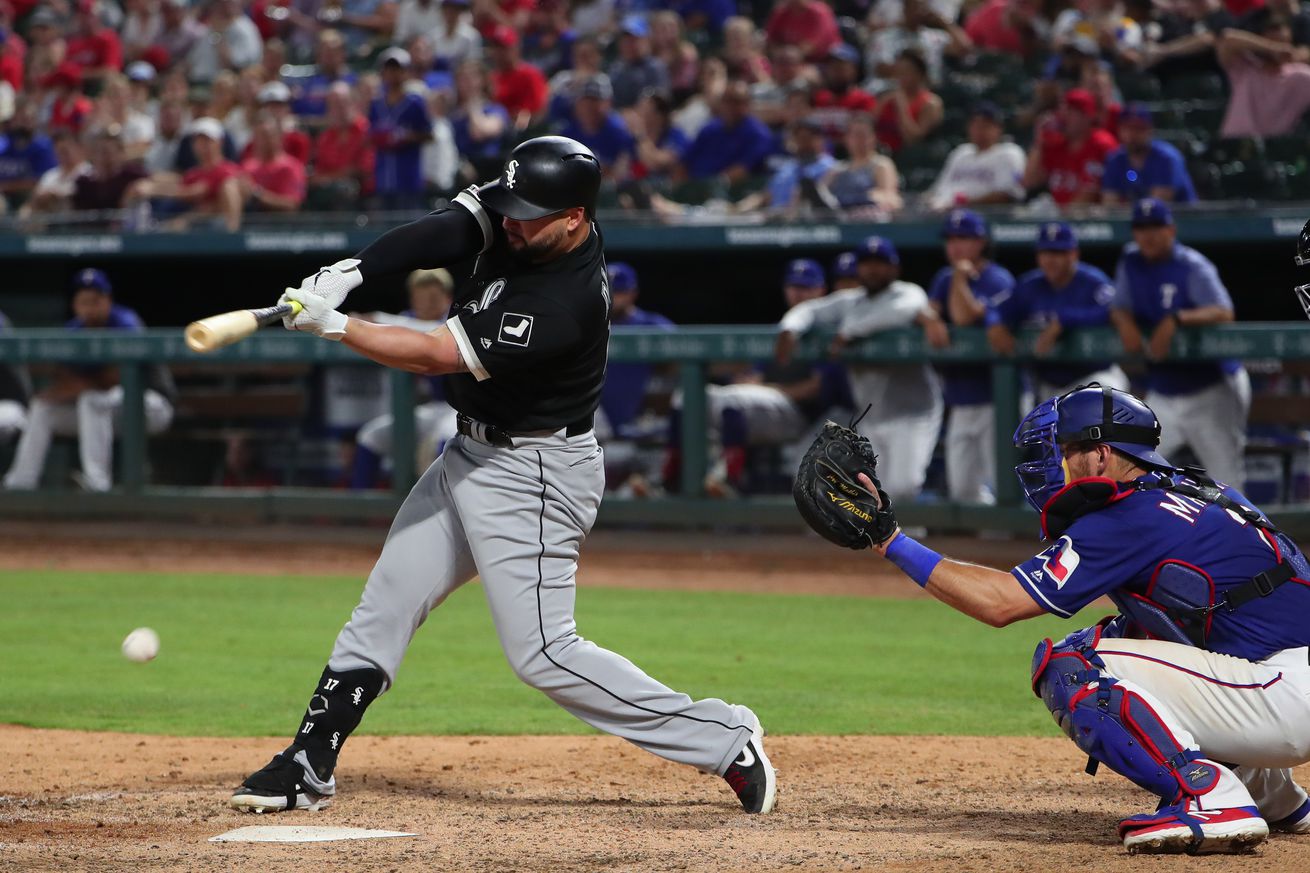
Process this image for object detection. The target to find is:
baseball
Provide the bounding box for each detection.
[121,627,160,663]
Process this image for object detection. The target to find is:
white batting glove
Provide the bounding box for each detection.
[283,287,348,340]
[280,258,363,329]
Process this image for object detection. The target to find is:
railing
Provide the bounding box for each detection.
[2,323,1310,529]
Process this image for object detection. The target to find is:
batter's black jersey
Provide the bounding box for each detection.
[442,190,611,431]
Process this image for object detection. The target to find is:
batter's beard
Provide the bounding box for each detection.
[509,224,569,262]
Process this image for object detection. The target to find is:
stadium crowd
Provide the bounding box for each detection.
[2,0,1310,227]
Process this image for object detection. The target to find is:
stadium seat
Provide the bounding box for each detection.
[1118,71,1163,102]
[1163,73,1227,101]
[1187,160,1224,199]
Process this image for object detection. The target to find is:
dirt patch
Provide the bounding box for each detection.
[3,726,1307,872]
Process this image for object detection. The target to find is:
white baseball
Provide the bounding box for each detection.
[121,627,160,663]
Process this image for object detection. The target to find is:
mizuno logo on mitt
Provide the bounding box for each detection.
[827,491,872,522]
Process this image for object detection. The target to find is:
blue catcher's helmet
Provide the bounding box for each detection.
[1013,383,1171,512]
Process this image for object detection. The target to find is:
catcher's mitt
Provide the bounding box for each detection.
[793,420,898,549]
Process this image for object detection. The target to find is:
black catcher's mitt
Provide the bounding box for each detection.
[793,420,898,549]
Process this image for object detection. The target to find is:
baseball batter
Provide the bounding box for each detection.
[798,385,1310,854]
[229,136,776,816]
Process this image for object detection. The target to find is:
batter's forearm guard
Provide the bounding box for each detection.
[294,666,386,781]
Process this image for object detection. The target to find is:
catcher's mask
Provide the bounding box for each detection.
[1013,383,1171,516]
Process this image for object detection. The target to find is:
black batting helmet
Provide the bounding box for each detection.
[477,136,602,221]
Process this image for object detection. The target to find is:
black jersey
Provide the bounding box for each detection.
[442,191,611,432]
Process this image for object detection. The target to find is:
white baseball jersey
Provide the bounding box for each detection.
[925,142,1026,211]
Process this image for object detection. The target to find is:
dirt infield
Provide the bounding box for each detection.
[3,522,1306,871]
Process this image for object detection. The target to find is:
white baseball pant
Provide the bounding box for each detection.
[1148,368,1250,489]
[944,402,995,504]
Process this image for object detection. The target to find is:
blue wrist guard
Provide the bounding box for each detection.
[884,535,943,588]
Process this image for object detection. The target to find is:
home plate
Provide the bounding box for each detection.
[209,826,417,843]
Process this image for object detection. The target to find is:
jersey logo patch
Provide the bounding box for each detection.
[1040,535,1081,589]
[481,337,491,349]
[498,313,533,346]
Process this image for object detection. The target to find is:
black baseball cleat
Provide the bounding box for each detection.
[229,746,333,813]
[723,731,777,814]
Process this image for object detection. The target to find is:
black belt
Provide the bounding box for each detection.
[456,413,592,448]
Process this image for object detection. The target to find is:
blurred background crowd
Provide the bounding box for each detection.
[2,0,1310,229]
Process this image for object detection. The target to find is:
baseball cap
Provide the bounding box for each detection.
[783,258,825,288]
[855,236,899,265]
[1063,87,1097,116]
[1131,197,1174,228]
[73,267,111,294]
[578,75,612,101]
[487,25,519,47]
[942,208,988,239]
[607,262,638,293]
[125,60,157,82]
[620,14,649,37]
[1121,102,1153,126]
[378,47,412,67]
[827,43,860,64]
[1035,221,1077,251]
[832,251,859,278]
[443,0,471,6]
[187,116,225,141]
[971,100,1003,123]
[1068,34,1100,56]
[257,80,292,103]
[28,7,60,27]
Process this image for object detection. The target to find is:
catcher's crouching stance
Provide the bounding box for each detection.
[795,387,1310,855]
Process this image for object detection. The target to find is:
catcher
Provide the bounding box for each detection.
[795,385,1310,855]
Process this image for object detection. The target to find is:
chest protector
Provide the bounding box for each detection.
[1041,471,1297,648]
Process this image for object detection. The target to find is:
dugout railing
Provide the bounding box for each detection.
[4,323,1310,534]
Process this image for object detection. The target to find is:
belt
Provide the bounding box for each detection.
[456,413,592,448]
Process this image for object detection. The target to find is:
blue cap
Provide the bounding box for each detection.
[856,236,899,265]
[942,208,988,239]
[73,268,112,294]
[1035,221,1077,251]
[783,258,825,288]
[607,261,638,293]
[1131,197,1173,228]
[832,251,859,278]
[620,14,649,37]
[1121,102,1153,126]
[827,43,860,64]
[971,100,1003,123]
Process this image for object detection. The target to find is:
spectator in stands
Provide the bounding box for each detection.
[1051,0,1144,65]
[522,0,575,78]
[1218,17,1310,137]
[765,0,842,62]
[207,70,246,147]
[1102,104,1197,203]
[89,73,156,162]
[924,101,1026,210]
[428,0,480,70]
[449,57,508,180]
[1238,0,1310,45]
[925,209,1016,505]
[2,269,173,493]
[0,99,56,213]
[547,35,608,123]
[1143,0,1234,78]
[995,221,1126,399]
[675,79,775,184]
[669,0,735,37]
[42,62,94,135]
[125,60,159,116]
[650,10,699,102]
[65,0,123,82]
[963,0,1047,57]
[873,49,942,152]
[289,29,357,121]
[186,0,262,84]
[239,110,306,213]
[487,24,547,129]
[125,116,243,230]
[420,88,458,194]
[609,15,668,110]
[121,0,162,64]
[144,98,187,172]
[368,47,430,210]
[569,0,616,39]
[811,44,876,140]
[0,28,22,96]
[17,128,88,217]
[630,89,688,183]
[865,0,972,90]
[308,80,373,208]
[393,0,444,46]
[818,113,901,214]
[1024,87,1118,205]
[405,34,452,92]
[671,55,726,138]
[328,0,401,61]
[753,115,836,215]
[251,80,312,163]
[561,75,634,177]
[349,268,457,490]
[478,0,534,33]
[24,7,67,89]
[751,45,814,128]
[722,15,772,82]
[1110,197,1247,487]
[74,126,148,213]
[0,310,28,446]
[153,0,203,73]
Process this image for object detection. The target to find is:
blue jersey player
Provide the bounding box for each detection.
[861,384,1310,855]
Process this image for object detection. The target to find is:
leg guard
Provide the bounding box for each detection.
[293,665,386,782]
[1031,626,1220,803]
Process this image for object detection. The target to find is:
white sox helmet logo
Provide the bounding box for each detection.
[505,160,519,189]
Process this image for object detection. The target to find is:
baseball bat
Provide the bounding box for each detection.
[184,299,303,353]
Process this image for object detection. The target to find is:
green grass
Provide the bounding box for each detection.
[0,570,1086,737]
